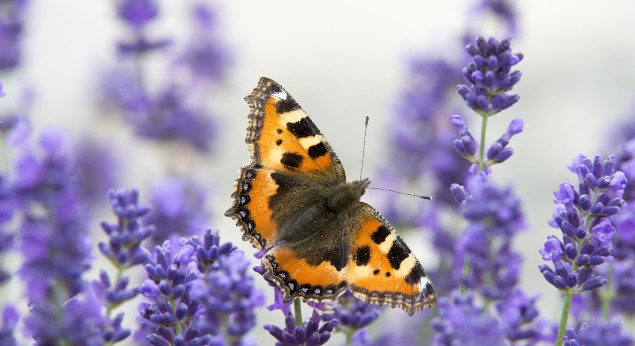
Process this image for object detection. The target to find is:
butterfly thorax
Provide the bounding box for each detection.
[326,178,370,213]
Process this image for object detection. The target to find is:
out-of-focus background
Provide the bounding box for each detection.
[3,0,635,344]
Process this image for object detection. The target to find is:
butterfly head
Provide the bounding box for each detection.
[326,178,370,212]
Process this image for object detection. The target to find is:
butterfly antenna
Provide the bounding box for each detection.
[359,115,369,181]
[368,187,431,200]
[360,115,432,200]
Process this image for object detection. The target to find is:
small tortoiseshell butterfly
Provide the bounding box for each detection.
[226,77,436,315]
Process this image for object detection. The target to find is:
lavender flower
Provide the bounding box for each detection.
[457,36,523,116]
[176,3,231,84]
[563,322,634,346]
[72,138,120,208]
[264,308,337,346]
[472,0,518,36]
[192,248,264,343]
[144,177,209,244]
[125,85,216,152]
[102,1,227,153]
[432,293,507,345]
[115,0,170,55]
[96,188,154,343]
[450,113,523,172]
[322,292,381,343]
[539,154,626,294]
[138,240,206,345]
[260,279,337,346]
[0,0,30,71]
[323,292,381,330]
[387,56,468,207]
[139,229,262,345]
[451,173,525,300]
[495,289,550,343]
[12,129,104,344]
[99,189,154,268]
[0,306,18,346]
[0,174,14,287]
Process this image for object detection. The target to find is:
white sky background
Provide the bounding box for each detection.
[3,0,635,343]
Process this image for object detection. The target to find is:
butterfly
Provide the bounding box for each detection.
[225,77,436,315]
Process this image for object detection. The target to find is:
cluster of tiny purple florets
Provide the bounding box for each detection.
[457,36,523,116]
[539,155,626,293]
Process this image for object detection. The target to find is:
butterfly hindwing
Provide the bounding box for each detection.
[262,247,348,302]
[347,203,436,316]
[226,165,280,250]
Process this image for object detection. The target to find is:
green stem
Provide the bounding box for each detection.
[460,114,489,296]
[345,328,353,346]
[460,260,471,296]
[477,113,489,173]
[555,293,573,346]
[600,263,615,318]
[294,299,303,327]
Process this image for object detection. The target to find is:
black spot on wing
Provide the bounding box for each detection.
[276,139,282,146]
[275,97,301,113]
[281,152,303,169]
[268,83,283,95]
[387,241,410,270]
[287,117,318,138]
[308,142,328,159]
[354,246,370,266]
[405,262,426,285]
[371,225,390,244]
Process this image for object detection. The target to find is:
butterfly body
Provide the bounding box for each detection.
[226,77,436,315]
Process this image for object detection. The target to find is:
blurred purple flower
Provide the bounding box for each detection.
[103,1,227,153]
[432,292,507,346]
[115,0,170,55]
[72,137,120,208]
[0,305,18,346]
[457,36,523,116]
[472,0,518,36]
[539,154,626,293]
[25,292,105,346]
[14,130,91,297]
[321,292,381,342]
[175,3,231,84]
[130,85,217,151]
[11,128,106,343]
[116,0,158,29]
[563,321,634,346]
[451,173,525,300]
[144,177,209,244]
[0,174,14,287]
[386,56,469,207]
[496,289,552,343]
[0,0,29,71]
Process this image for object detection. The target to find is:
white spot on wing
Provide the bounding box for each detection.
[271,91,287,100]
[378,237,394,254]
[299,135,322,149]
[394,255,416,277]
[278,110,306,127]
